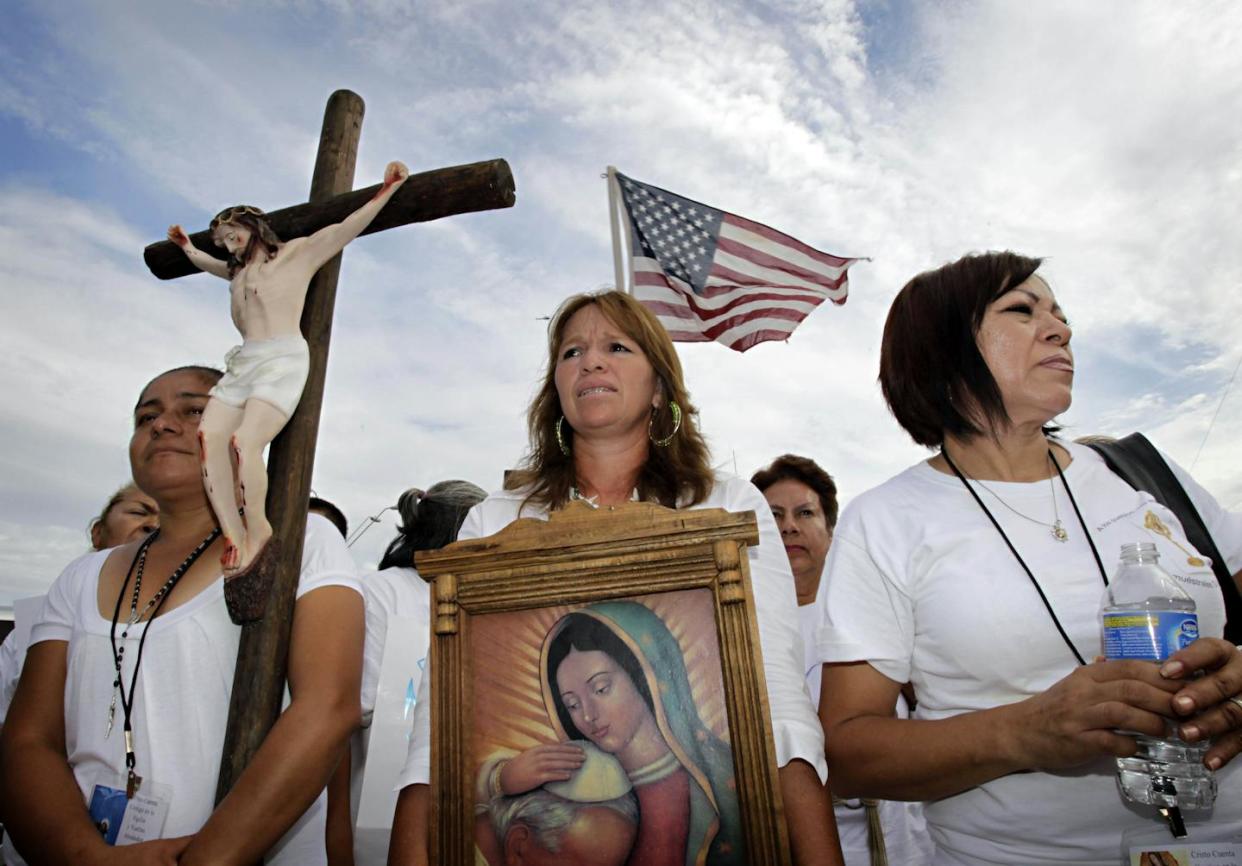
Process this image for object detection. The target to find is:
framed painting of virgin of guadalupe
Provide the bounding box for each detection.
[416,501,791,866]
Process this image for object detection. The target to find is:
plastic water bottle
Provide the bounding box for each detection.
[1100,542,1216,838]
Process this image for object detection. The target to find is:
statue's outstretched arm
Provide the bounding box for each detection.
[298,160,410,272]
[168,225,231,280]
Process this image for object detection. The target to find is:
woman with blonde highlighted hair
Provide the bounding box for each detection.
[391,290,842,866]
[505,290,713,512]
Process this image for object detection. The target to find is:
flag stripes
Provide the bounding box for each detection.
[615,172,861,352]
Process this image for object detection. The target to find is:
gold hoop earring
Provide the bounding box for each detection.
[649,401,682,448]
[555,416,571,457]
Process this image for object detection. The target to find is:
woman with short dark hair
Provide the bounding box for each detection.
[814,251,1242,863]
[751,454,839,531]
[754,455,933,865]
[344,480,486,866]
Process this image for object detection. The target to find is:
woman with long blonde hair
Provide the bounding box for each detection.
[391,291,842,866]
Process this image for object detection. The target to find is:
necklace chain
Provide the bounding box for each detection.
[569,485,600,509]
[942,444,1109,667]
[125,532,213,626]
[109,528,220,735]
[957,452,1068,542]
[107,526,220,796]
[569,485,641,509]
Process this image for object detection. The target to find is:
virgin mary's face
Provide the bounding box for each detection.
[556,648,653,758]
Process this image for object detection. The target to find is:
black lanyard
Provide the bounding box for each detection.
[109,528,219,797]
[942,447,1109,667]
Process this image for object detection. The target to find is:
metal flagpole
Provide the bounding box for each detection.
[625,186,636,297]
[605,166,630,294]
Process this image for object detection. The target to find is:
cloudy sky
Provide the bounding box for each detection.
[2,0,1240,606]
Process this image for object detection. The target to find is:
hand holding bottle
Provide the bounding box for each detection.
[1159,637,1242,769]
[1101,541,1217,835]
[1009,659,1182,771]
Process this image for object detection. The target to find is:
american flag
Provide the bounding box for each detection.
[616,172,862,352]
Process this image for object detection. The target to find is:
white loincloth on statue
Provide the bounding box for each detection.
[211,334,310,418]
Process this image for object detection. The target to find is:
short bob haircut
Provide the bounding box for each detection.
[504,291,713,510]
[879,251,1047,448]
[750,454,839,530]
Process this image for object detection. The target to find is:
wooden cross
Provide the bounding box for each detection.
[142,89,515,817]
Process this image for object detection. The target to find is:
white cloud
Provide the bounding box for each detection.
[0,520,87,607]
[3,0,1242,598]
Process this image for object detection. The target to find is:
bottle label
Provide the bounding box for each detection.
[1102,611,1199,661]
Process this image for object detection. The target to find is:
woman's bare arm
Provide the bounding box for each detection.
[178,585,364,865]
[325,743,355,866]
[780,758,843,866]
[2,640,106,863]
[0,642,193,865]
[820,659,1183,802]
[388,783,430,866]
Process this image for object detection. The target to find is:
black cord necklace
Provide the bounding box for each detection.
[942,445,1109,667]
[108,526,220,797]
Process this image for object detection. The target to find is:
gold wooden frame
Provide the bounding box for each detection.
[416,500,791,866]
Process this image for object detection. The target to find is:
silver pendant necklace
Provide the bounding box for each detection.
[942,445,1110,667]
[957,451,1069,542]
[569,485,640,509]
[569,485,600,508]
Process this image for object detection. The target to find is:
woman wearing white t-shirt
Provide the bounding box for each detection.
[815,252,1242,864]
[0,366,363,866]
[389,291,843,866]
[357,481,484,865]
[363,481,487,730]
[752,454,933,866]
[1,482,158,729]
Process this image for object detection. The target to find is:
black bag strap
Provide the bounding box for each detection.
[1085,432,1242,643]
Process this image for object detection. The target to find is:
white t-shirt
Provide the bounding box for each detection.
[353,565,432,865]
[0,595,44,723]
[398,472,827,789]
[798,603,932,866]
[17,514,359,866]
[360,566,431,724]
[812,442,1242,865]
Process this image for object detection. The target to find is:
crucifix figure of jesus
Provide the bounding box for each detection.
[167,160,409,580]
[144,88,514,820]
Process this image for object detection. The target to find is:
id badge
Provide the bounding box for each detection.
[88,774,172,845]
[1125,821,1242,865]
[1127,845,1242,865]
